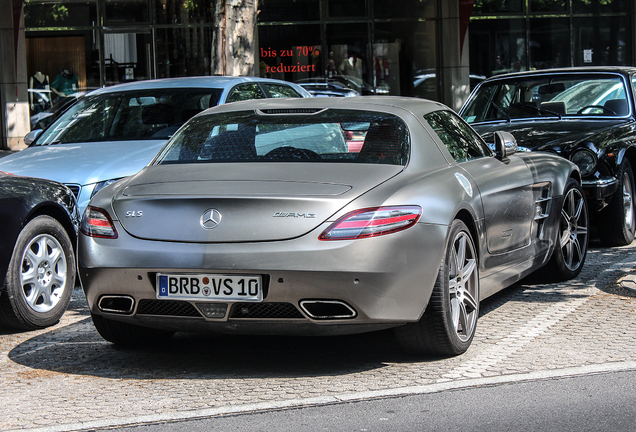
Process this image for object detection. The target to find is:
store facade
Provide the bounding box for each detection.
[1,0,634,150]
[468,0,633,77]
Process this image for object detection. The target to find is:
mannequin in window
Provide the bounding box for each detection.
[51,68,79,99]
[29,71,51,113]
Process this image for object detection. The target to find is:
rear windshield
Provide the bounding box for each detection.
[35,88,223,145]
[462,74,630,123]
[154,109,410,165]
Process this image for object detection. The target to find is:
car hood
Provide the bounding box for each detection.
[111,163,404,243]
[471,119,632,151]
[0,140,167,185]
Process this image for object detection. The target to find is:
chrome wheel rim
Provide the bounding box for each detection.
[448,231,478,342]
[622,171,634,232]
[559,187,588,271]
[20,234,68,313]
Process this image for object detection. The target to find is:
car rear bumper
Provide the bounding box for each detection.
[78,221,448,335]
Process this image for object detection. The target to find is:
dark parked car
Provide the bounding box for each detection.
[460,67,636,246]
[0,172,78,329]
[78,97,587,357]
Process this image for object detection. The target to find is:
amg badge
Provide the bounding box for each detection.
[273,212,316,218]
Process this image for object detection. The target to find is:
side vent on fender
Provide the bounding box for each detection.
[533,182,552,240]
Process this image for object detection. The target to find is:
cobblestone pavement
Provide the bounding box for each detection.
[1,241,636,431]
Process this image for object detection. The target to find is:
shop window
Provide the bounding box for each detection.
[574,16,631,66]
[156,27,213,77]
[529,0,566,12]
[373,0,433,19]
[258,25,321,82]
[326,23,372,94]
[469,18,526,77]
[155,0,214,25]
[328,0,367,17]
[375,21,436,98]
[105,0,149,23]
[472,0,523,14]
[258,0,320,22]
[572,0,629,14]
[103,32,153,85]
[24,0,97,28]
[529,18,569,70]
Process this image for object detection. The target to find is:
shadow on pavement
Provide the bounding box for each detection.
[7,316,439,380]
[6,242,634,380]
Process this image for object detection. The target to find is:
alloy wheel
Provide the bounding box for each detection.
[559,186,588,271]
[622,170,634,232]
[448,231,478,342]
[20,234,68,313]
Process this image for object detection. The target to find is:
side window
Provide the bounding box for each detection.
[425,110,490,163]
[263,84,301,98]
[227,84,266,103]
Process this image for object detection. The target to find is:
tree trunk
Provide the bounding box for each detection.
[212,0,257,76]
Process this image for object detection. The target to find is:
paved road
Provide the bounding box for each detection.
[1,240,635,431]
[115,369,636,432]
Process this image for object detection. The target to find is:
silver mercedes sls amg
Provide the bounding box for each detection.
[78,96,588,357]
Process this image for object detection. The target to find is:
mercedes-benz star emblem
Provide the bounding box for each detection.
[200,208,222,230]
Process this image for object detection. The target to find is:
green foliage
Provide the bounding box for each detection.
[24,1,69,26]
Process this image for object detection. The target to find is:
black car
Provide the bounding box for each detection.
[460,67,636,246]
[0,172,78,329]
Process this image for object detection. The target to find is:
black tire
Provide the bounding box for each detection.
[597,159,635,246]
[0,215,75,330]
[91,313,174,346]
[395,219,479,357]
[545,179,589,281]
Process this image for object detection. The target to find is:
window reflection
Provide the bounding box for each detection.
[155,0,214,25]
[572,0,627,13]
[469,19,526,77]
[105,0,149,23]
[258,0,319,21]
[472,0,523,14]
[529,0,565,12]
[156,27,213,77]
[529,18,569,70]
[574,16,631,66]
[328,0,367,17]
[24,1,97,27]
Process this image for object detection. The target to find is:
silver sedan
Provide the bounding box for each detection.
[78,96,588,357]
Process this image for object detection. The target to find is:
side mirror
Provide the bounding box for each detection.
[24,129,43,146]
[494,131,518,160]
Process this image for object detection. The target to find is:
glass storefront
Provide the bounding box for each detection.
[22,0,439,117]
[17,0,636,131]
[469,0,633,78]
[258,0,437,97]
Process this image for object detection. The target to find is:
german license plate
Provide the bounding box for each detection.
[156,274,262,301]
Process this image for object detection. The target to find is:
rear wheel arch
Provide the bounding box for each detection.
[454,209,480,263]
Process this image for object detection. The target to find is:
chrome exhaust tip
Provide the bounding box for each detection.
[299,300,357,320]
[98,295,135,314]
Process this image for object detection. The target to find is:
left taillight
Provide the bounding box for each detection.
[319,206,422,241]
[80,206,118,239]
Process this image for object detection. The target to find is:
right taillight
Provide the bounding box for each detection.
[80,206,118,239]
[319,206,421,241]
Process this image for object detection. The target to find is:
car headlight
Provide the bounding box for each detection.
[91,178,123,198]
[570,149,598,176]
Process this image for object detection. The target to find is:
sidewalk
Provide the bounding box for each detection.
[0,150,16,159]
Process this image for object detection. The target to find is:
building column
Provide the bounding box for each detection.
[0,0,29,150]
[437,0,472,111]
